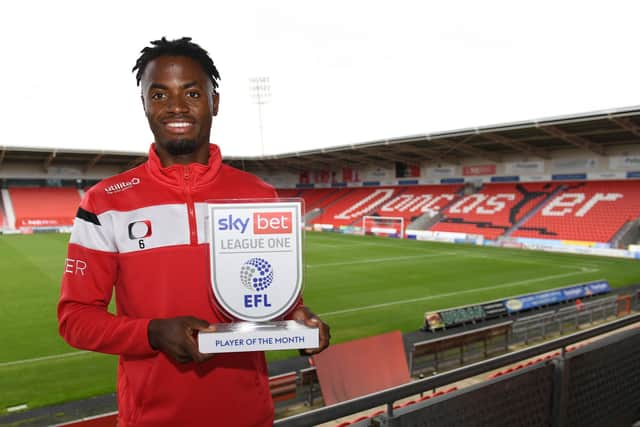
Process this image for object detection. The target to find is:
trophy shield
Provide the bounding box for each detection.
[198,198,319,353]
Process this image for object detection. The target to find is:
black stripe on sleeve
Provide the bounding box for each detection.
[76,207,101,226]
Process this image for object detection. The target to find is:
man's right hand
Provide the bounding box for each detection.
[148,316,212,364]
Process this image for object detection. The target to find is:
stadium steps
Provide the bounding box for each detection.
[0,197,4,230]
[407,188,466,231]
[304,208,323,224]
[406,210,441,230]
[611,219,640,248]
[424,185,479,232]
[430,183,564,240]
[1,188,16,230]
[503,184,566,238]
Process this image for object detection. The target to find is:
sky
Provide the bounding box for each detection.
[1,1,639,157]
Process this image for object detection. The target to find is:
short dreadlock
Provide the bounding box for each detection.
[132,37,220,90]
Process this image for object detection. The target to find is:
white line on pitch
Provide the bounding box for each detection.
[0,350,91,368]
[307,253,454,268]
[456,252,583,269]
[318,268,599,317]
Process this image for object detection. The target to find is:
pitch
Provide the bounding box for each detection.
[1,232,640,413]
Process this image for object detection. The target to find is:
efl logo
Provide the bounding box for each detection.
[128,220,153,239]
[240,258,274,308]
[253,212,292,234]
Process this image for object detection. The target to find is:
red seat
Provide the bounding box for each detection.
[9,187,80,228]
[431,182,560,240]
[512,181,640,243]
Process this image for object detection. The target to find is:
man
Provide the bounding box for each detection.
[58,37,330,427]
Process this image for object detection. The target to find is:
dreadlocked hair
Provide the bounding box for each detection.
[132,37,220,89]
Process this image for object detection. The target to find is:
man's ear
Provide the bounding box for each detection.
[141,95,147,114]
[212,92,220,116]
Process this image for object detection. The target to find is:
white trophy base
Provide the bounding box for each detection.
[198,320,320,353]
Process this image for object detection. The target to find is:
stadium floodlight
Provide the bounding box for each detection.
[249,76,271,156]
[362,216,405,239]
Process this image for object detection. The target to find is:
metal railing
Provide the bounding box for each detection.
[409,321,511,376]
[510,296,618,345]
[275,313,640,427]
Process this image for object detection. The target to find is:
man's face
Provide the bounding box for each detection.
[140,56,218,156]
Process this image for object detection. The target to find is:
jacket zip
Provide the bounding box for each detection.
[183,166,198,245]
[183,165,209,375]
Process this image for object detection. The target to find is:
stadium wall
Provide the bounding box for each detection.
[259,148,640,188]
[0,162,121,180]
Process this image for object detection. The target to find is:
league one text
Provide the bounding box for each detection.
[199,200,319,353]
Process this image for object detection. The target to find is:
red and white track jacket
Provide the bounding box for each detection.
[58,144,282,427]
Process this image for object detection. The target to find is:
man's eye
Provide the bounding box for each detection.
[187,91,200,98]
[151,93,166,100]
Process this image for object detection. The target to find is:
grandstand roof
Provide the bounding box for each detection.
[2,106,639,175]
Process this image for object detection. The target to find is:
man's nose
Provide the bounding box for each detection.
[167,96,188,113]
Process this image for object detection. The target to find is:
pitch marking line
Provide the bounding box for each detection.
[319,268,599,317]
[0,350,91,368]
[307,253,455,268]
[456,252,587,270]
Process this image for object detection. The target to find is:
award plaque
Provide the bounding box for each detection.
[198,199,319,353]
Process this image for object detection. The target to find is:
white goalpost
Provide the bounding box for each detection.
[362,216,405,239]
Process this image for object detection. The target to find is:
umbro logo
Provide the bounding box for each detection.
[104,177,141,195]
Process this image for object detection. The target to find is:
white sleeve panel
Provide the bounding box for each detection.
[69,216,118,253]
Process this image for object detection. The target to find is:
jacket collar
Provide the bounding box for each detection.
[145,143,223,189]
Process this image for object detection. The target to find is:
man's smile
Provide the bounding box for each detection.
[163,120,195,134]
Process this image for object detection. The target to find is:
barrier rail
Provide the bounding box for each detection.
[409,321,511,376]
[275,313,640,427]
[510,296,618,345]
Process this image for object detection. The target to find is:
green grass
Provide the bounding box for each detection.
[2,232,640,413]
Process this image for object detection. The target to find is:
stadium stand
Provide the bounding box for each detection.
[300,188,350,212]
[303,184,466,228]
[372,184,463,221]
[312,187,408,227]
[285,180,640,243]
[9,187,80,228]
[512,180,640,242]
[430,182,561,240]
[275,188,300,199]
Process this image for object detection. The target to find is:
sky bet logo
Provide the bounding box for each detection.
[217,212,292,234]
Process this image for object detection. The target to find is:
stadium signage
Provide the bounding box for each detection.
[200,200,318,353]
[505,161,544,175]
[463,164,496,176]
[503,280,611,313]
[424,280,611,330]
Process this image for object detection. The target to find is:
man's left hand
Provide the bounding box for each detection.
[291,306,330,355]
